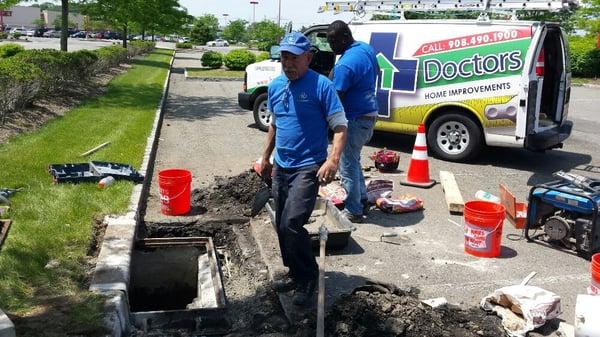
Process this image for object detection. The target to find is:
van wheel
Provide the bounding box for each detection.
[253,93,271,132]
[426,113,482,162]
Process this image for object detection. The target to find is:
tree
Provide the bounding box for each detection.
[53,15,76,30]
[575,0,600,34]
[222,19,247,43]
[247,20,284,51]
[32,18,46,28]
[190,14,219,45]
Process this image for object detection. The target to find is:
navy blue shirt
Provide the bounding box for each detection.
[268,70,344,169]
[332,41,379,119]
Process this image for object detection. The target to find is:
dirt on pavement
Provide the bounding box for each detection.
[140,172,504,337]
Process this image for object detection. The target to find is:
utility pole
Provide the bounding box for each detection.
[250,1,258,23]
[277,0,281,27]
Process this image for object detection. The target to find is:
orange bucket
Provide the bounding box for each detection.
[464,200,505,258]
[158,169,192,216]
[590,253,600,295]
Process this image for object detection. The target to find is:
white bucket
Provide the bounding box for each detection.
[575,294,600,337]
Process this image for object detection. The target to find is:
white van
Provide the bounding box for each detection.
[238,7,572,161]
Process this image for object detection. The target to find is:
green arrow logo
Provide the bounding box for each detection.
[377,53,398,91]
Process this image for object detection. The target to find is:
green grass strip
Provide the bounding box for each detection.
[0,49,172,329]
[186,67,244,78]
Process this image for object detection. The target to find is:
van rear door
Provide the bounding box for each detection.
[519,24,573,151]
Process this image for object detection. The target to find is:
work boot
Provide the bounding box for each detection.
[362,199,371,216]
[341,209,364,223]
[292,279,316,306]
[272,273,296,292]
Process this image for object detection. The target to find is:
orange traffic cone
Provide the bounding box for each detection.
[401,123,436,188]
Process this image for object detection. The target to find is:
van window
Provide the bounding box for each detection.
[308,31,333,52]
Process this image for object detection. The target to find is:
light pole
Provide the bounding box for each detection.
[277,0,281,27]
[250,1,258,23]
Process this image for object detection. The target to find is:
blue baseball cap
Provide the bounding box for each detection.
[279,32,311,55]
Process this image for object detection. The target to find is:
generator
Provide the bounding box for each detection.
[525,171,600,259]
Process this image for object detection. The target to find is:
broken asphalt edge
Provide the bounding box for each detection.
[89,49,175,337]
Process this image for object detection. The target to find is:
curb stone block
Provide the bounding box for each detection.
[0,309,16,337]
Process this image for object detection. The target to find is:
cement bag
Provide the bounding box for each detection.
[318,181,347,208]
[366,179,394,204]
[480,285,561,337]
[375,195,423,214]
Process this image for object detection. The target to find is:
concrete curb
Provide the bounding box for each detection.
[0,308,15,337]
[89,49,175,337]
[572,82,600,89]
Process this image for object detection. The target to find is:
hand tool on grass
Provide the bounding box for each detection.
[317,223,328,337]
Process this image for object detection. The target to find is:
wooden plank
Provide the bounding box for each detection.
[439,171,465,214]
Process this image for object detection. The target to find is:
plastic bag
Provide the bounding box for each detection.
[480,285,561,337]
[366,179,394,204]
[375,195,423,213]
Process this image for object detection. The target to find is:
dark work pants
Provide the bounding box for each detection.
[272,163,320,283]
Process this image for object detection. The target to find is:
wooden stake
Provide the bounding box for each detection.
[80,142,111,157]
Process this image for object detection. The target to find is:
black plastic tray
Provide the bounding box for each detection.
[266,197,355,249]
[49,161,144,184]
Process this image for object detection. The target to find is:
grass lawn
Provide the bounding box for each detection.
[0,48,173,336]
[186,67,244,78]
[572,77,600,86]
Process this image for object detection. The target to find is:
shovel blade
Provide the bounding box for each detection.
[251,186,271,217]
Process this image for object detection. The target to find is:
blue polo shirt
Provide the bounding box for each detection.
[332,41,379,119]
[267,69,344,169]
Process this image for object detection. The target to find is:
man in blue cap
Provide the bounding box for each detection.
[259,32,348,306]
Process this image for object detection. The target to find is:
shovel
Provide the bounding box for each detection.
[250,176,272,217]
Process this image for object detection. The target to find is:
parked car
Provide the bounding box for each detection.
[34,28,48,37]
[9,27,27,35]
[43,29,61,38]
[104,31,122,40]
[206,38,229,47]
[177,37,190,43]
[26,29,36,37]
[70,31,85,38]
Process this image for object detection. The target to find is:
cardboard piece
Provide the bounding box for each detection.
[499,184,527,229]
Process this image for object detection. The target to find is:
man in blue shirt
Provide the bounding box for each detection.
[327,20,380,223]
[259,32,348,306]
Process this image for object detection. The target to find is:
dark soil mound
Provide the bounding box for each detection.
[191,170,264,216]
[326,282,504,337]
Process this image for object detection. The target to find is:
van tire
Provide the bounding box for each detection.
[426,113,482,162]
[253,93,271,132]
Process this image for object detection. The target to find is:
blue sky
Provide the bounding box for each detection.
[178,0,353,28]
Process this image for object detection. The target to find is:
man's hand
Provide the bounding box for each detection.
[317,158,338,185]
[259,157,273,180]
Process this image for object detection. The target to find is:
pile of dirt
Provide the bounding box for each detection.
[326,282,504,337]
[191,170,265,216]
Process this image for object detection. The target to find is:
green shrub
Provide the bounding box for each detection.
[255,51,269,62]
[0,32,7,40]
[128,40,155,57]
[569,35,600,78]
[95,45,128,72]
[67,50,99,79]
[223,49,256,70]
[176,42,193,49]
[0,57,43,122]
[12,32,22,39]
[0,43,25,58]
[13,49,72,94]
[201,51,223,69]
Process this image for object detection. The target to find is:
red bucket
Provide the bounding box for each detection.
[590,253,600,295]
[158,169,192,216]
[464,200,505,258]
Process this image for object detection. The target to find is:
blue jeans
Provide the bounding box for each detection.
[340,117,375,215]
[272,163,320,282]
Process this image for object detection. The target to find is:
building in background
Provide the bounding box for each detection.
[1,5,84,30]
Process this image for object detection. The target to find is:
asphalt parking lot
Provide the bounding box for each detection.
[0,36,179,51]
[147,50,600,331]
